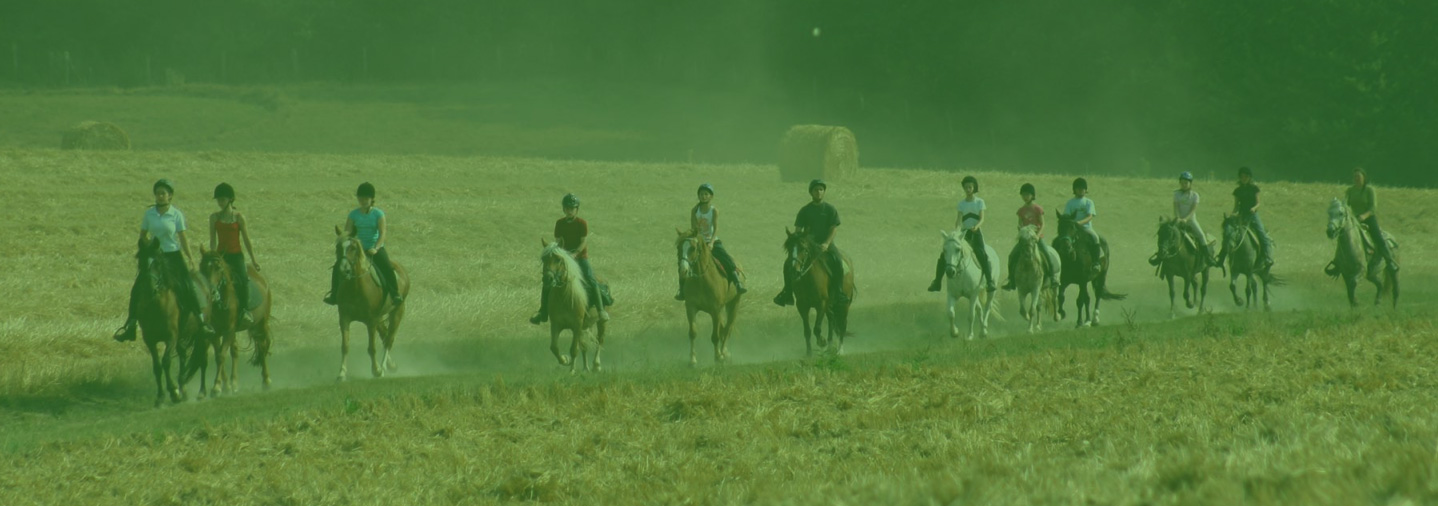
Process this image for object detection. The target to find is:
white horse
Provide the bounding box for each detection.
[941,230,1002,340]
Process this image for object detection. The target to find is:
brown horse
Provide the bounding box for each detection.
[1054,212,1126,327]
[675,229,741,365]
[783,227,855,356]
[197,248,274,393]
[131,239,200,406]
[1154,217,1213,318]
[333,226,409,381]
[540,240,607,373]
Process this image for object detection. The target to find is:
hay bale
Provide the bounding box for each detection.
[60,121,131,151]
[778,125,859,182]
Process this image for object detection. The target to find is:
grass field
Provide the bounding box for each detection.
[1,88,1436,504]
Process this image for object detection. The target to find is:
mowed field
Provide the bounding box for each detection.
[2,134,1437,501]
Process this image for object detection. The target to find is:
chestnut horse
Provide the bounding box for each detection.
[782,227,854,356]
[676,229,741,365]
[333,226,409,381]
[197,248,274,393]
[540,240,607,373]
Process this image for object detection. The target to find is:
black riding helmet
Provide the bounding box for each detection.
[1072,178,1089,191]
[356,182,376,198]
[153,179,175,194]
[697,183,714,196]
[809,179,827,191]
[1238,166,1253,178]
[1020,183,1036,196]
[961,176,980,193]
[562,193,580,208]
[213,182,235,200]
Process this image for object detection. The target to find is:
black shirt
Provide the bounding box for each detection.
[795,201,841,243]
[1233,183,1260,216]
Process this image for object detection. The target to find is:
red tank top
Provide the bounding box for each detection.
[215,219,243,254]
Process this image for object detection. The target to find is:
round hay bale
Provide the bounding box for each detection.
[778,125,859,183]
[60,121,131,151]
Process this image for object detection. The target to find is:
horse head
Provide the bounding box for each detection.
[784,227,816,271]
[198,247,232,304]
[539,239,573,289]
[1326,197,1348,240]
[137,237,166,294]
[1157,217,1184,257]
[334,225,365,281]
[940,229,969,278]
[675,228,702,278]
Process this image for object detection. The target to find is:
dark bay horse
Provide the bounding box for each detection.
[132,239,203,406]
[334,226,409,380]
[1053,212,1125,327]
[1154,217,1212,318]
[197,248,274,393]
[676,229,741,366]
[1326,198,1399,307]
[783,227,855,356]
[540,240,607,373]
[1220,215,1281,310]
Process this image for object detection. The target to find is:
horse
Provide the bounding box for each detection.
[1154,217,1213,318]
[333,226,409,381]
[783,227,855,356]
[939,229,1002,339]
[676,229,741,366]
[540,240,607,373]
[1220,215,1280,310]
[1010,225,1057,333]
[1053,212,1126,327]
[196,248,274,393]
[131,239,205,406]
[1325,198,1399,307]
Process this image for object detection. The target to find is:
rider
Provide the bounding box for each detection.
[530,193,610,323]
[1342,167,1398,272]
[209,183,261,328]
[113,179,217,342]
[1157,171,1217,266]
[927,176,995,291]
[1001,183,1059,290]
[1065,178,1104,272]
[676,183,747,300]
[774,179,848,307]
[1217,166,1274,270]
[324,182,403,306]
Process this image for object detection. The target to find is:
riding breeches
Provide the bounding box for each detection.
[223,253,250,310]
[1179,220,1208,246]
[1244,213,1275,265]
[575,257,605,309]
[1362,216,1395,261]
[710,240,740,282]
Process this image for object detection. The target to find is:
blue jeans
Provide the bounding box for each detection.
[574,257,605,309]
[1245,213,1275,265]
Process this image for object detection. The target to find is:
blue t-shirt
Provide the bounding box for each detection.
[1064,197,1096,230]
[142,205,187,253]
[349,207,385,249]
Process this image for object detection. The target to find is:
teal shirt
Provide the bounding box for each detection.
[349,207,385,249]
[1064,197,1096,230]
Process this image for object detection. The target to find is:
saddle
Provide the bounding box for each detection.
[1355,223,1397,255]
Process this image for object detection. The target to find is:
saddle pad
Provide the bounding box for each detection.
[246,274,264,310]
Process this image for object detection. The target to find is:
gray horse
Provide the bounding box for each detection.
[1220,215,1281,310]
[1325,198,1399,307]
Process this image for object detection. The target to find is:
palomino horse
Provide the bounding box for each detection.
[132,239,203,406]
[540,240,607,372]
[1053,213,1125,327]
[940,229,1002,339]
[783,227,855,356]
[1154,218,1213,318]
[333,226,409,380]
[1220,215,1280,310]
[197,248,274,393]
[1326,198,1399,307]
[1010,225,1058,333]
[676,229,741,366]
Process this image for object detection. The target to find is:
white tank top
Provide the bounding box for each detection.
[694,205,716,242]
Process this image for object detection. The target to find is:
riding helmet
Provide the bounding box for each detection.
[1020,183,1036,196]
[809,179,827,191]
[697,183,715,196]
[152,179,175,194]
[961,176,979,193]
[1238,166,1253,177]
[1072,177,1088,191]
[1179,171,1194,182]
[356,182,376,198]
[213,182,235,199]
[562,193,580,208]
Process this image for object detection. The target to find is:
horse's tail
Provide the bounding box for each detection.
[985,291,1005,322]
[247,318,272,367]
[1388,269,1400,307]
[1261,271,1285,286]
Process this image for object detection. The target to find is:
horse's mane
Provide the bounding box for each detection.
[1018,225,1040,243]
[542,242,584,280]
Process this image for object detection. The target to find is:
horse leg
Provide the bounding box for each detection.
[721,299,738,362]
[1344,275,1358,308]
[1077,285,1091,327]
[225,329,240,393]
[550,325,569,366]
[980,289,995,339]
[367,323,383,378]
[1198,271,1209,314]
[799,307,814,357]
[380,307,402,373]
[1167,276,1177,319]
[569,328,583,374]
[1056,284,1069,321]
[947,294,961,338]
[1262,276,1272,312]
[710,310,723,364]
[966,295,980,340]
[163,335,182,404]
[337,318,352,381]
[254,320,273,390]
[593,321,605,373]
[147,340,166,407]
[1230,273,1244,307]
[686,305,699,367]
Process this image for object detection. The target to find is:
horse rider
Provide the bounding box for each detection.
[324,182,404,306]
[113,179,217,342]
[531,193,610,323]
[928,175,996,291]
[209,182,260,328]
[1335,166,1398,273]
[1156,171,1217,267]
[1064,177,1104,272]
[676,183,747,300]
[1002,183,1062,290]
[774,179,849,307]
[1217,166,1274,270]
